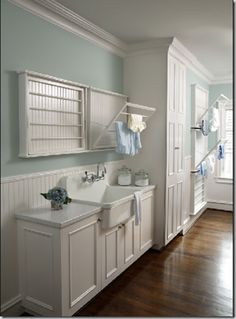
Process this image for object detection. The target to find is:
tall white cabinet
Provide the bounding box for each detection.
[124,38,187,248]
[165,54,186,244]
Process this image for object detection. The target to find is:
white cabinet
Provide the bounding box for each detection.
[124,39,186,248]
[17,213,101,317]
[60,214,102,316]
[165,54,186,244]
[17,190,154,316]
[101,191,154,289]
[139,191,154,251]
[101,224,123,287]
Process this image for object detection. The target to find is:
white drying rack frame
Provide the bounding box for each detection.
[197,94,230,123]
[92,102,156,148]
[190,138,228,172]
[191,94,230,132]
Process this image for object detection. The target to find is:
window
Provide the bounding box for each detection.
[216,100,233,180]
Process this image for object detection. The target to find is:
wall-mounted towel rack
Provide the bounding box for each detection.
[197,94,230,123]
[92,102,156,148]
[193,138,228,169]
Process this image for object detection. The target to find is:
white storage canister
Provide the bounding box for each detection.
[134,170,149,186]
[118,166,132,186]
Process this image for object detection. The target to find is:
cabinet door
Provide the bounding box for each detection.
[123,217,137,265]
[61,214,101,315]
[139,192,154,252]
[101,225,124,288]
[166,55,186,244]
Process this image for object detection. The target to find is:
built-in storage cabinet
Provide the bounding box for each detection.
[102,224,123,287]
[101,191,154,288]
[19,71,88,157]
[139,192,154,251]
[165,54,186,244]
[17,190,154,316]
[60,214,102,315]
[18,213,101,316]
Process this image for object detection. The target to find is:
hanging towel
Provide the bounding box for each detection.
[200,119,209,136]
[198,161,207,177]
[206,154,216,174]
[217,144,225,160]
[128,114,146,133]
[133,191,143,225]
[115,121,142,156]
[209,107,220,132]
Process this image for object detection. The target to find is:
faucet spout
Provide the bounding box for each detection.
[96,164,100,178]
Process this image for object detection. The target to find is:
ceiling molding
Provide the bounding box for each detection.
[8,0,127,57]
[8,0,230,84]
[170,38,214,83]
[210,75,232,85]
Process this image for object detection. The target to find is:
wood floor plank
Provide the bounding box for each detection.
[76,209,233,317]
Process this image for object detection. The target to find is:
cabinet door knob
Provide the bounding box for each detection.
[118,225,122,229]
[97,218,102,222]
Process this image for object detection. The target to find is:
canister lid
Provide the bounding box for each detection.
[118,165,132,173]
[135,169,149,177]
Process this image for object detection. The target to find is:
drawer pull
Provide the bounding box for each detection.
[97,218,102,222]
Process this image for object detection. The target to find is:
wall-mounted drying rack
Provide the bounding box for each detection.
[190,138,228,173]
[191,94,230,133]
[92,102,156,148]
[197,94,230,126]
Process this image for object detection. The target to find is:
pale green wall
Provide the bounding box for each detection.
[185,68,209,156]
[208,83,233,149]
[1,0,124,177]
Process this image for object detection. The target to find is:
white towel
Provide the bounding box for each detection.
[128,114,146,133]
[209,107,220,132]
[133,191,143,225]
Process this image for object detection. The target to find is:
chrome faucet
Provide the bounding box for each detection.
[82,164,106,183]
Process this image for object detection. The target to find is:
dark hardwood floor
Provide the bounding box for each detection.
[76,209,233,317]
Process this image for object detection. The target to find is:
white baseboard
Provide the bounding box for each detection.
[182,203,207,235]
[207,200,233,212]
[1,295,23,316]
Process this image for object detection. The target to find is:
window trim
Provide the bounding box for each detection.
[215,99,233,183]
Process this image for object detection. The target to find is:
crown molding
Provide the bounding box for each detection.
[8,0,127,57]
[126,37,174,56]
[170,38,214,83]
[8,0,231,84]
[210,75,233,85]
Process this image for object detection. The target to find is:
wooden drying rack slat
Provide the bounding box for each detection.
[29,92,82,102]
[29,107,82,115]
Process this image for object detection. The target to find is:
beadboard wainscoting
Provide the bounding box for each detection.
[1,160,125,313]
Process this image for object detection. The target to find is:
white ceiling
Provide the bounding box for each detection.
[55,0,233,78]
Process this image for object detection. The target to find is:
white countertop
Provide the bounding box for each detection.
[15,202,101,229]
[15,184,156,229]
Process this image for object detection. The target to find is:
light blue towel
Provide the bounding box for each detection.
[115,121,142,156]
[217,144,225,160]
[198,161,207,177]
[133,191,143,225]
